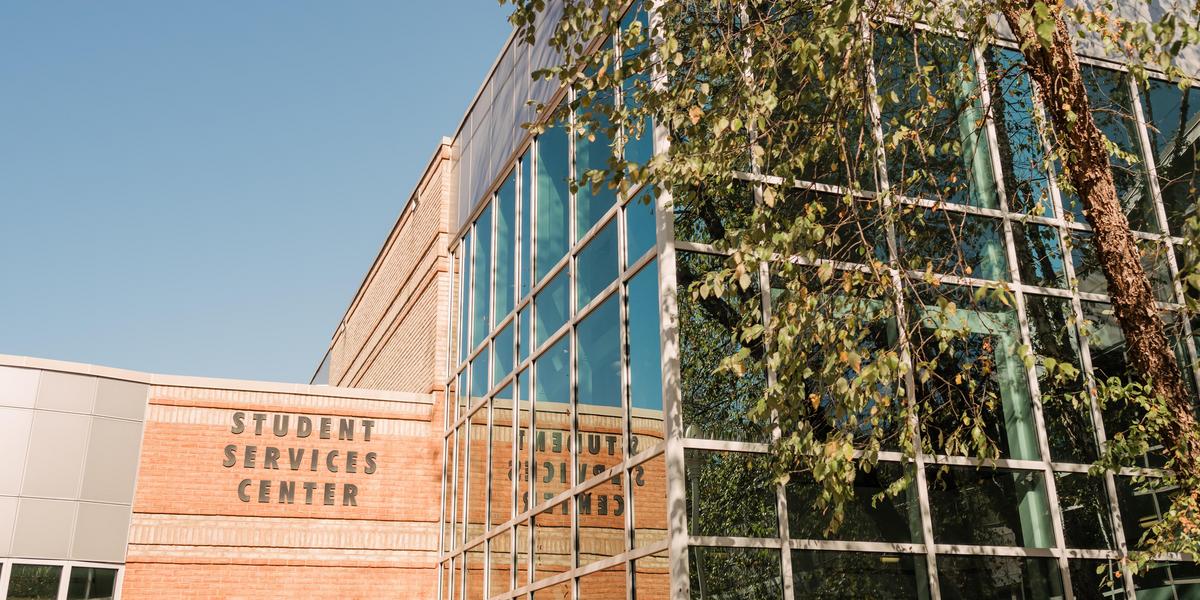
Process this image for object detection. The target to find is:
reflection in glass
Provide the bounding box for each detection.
[791,551,930,599]
[688,546,783,600]
[467,405,489,537]
[634,550,671,599]
[674,184,753,244]
[926,465,1054,548]
[534,337,571,505]
[470,352,490,403]
[580,564,629,599]
[1056,472,1116,549]
[986,46,1055,216]
[900,209,1008,281]
[1142,79,1200,235]
[489,531,513,598]
[686,449,778,537]
[496,170,517,324]
[626,188,656,266]
[463,543,485,600]
[1068,559,1127,600]
[519,306,531,363]
[628,261,665,449]
[533,504,572,583]
[1073,234,1175,303]
[493,322,514,388]
[515,518,531,588]
[577,219,619,310]
[66,567,116,600]
[678,251,769,442]
[471,203,493,349]
[621,3,653,171]
[1115,476,1168,550]
[875,30,996,208]
[522,150,534,298]
[491,384,514,527]
[577,88,617,236]
[633,453,667,550]
[936,555,1064,599]
[7,564,63,600]
[787,461,921,543]
[1026,294,1096,463]
[1012,222,1066,288]
[535,270,570,348]
[537,122,570,282]
[459,233,473,364]
[578,295,622,410]
[577,473,627,567]
[912,286,1039,460]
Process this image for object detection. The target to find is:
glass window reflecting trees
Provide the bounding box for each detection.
[440,9,1199,599]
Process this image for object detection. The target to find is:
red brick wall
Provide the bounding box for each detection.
[122,384,445,600]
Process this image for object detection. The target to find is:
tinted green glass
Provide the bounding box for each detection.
[628,261,662,413]
[926,465,1054,548]
[686,449,778,537]
[1056,472,1116,549]
[471,203,493,349]
[899,209,1008,281]
[1142,79,1200,235]
[493,322,514,388]
[536,122,570,282]
[535,269,569,347]
[577,295,621,409]
[66,566,117,600]
[576,219,619,310]
[495,170,517,324]
[626,188,656,265]
[1025,294,1096,463]
[1012,222,1065,288]
[787,461,921,543]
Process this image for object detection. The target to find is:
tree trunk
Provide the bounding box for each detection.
[999,1,1200,492]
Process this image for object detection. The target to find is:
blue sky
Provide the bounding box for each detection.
[0,2,512,382]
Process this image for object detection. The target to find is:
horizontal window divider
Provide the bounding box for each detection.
[574,461,629,496]
[687,535,785,549]
[618,181,652,207]
[931,544,1059,558]
[681,437,771,453]
[624,248,657,280]
[921,454,1049,471]
[509,564,575,599]
[1045,462,1095,474]
[1063,548,1123,560]
[786,539,926,554]
[899,195,1010,220]
[900,269,1010,289]
[575,282,622,322]
[1018,283,1075,299]
[533,247,572,294]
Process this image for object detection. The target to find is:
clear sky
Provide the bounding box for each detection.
[0,2,512,383]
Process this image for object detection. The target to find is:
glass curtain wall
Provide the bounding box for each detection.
[671,28,1199,600]
[441,3,665,600]
[440,7,1199,600]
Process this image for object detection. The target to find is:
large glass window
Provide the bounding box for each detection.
[1142,79,1200,234]
[786,461,921,543]
[536,123,570,283]
[925,465,1054,548]
[471,203,493,350]
[65,566,116,600]
[576,219,619,310]
[685,449,778,538]
[936,555,1064,599]
[792,551,931,599]
[495,170,517,324]
[688,547,783,600]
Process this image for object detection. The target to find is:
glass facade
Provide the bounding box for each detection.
[440,10,1200,600]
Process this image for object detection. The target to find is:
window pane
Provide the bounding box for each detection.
[493,322,514,388]
[471,352,490,402]
[491,384,514,527]
[926,465,1054,548]
[1064,65,1157,232]
[633,453,667,550]
[459,233,473,364]
[66,566,117,600]
[875,29,997,208]
[533,503,572,583]
[1056,472,1116,549]
[1114,476,1168,550]
[621,3,652,170]
[688,546,783,600]
[985,46,1055,216]
[1142,79,1200,235]
[535,269,569,348]
[534,337,571,504]
[578,295,622,411]
[900,209,1009,281]
[522,150,534,298]
[1068,559,1128,600]
[626,188,656,266]
[577,93,617,236]
[1012,222,1066,288]
[936,555,1064,599]
[472,203,494,349]
[686,449,778,537]
[786,461,921,543]
[1074,234,1173,303]
[791,551,931,599]
[519,306,531,364]
[496,170,517,324]
[634,550,670,600]
[912,286,1039,460]
[467,406,488,535]
[577,474,627,567]
[1025,294,1096,463]
[580,565,629,599]
[489,532,513,597]
[463,543,485,600]
[576,219,619,310]
[537,122,570,282]
[7,564,62,600]
[678,251,770,442]
[628,261,664,445]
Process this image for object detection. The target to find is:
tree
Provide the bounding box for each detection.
[503,0,1200,588]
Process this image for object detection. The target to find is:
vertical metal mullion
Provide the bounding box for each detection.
[510,158,524,597]
[567,85,582,600]
[527,133,539,591]
[973,44,1074,600]
[861,18,941,599]
[645,2,690,597]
